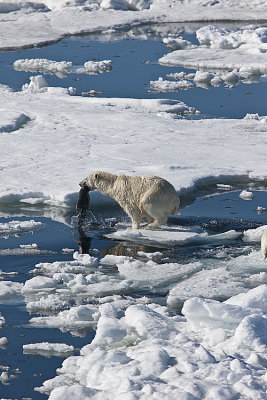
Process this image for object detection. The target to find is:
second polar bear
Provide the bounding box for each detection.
[79,171,180,229]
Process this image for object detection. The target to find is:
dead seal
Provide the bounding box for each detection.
[76,186,90,220]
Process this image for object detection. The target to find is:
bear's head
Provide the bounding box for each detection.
[79,172,98,191]
[79,171,117,192]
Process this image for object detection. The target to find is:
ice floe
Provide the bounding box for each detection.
[23,342,75,357]
[117,258,202,288]
[0,336,8,347]
[239,190,255,200]
[160,25,267,90]
[29,304,99,333]
[0,243,56,256]
[26,294,70,314]
[18,223,267,333]
[1,0,267,51]
[22,74,49,92]
[0,281,23,301]
[1,219,261,397]
[158,65,265,91]
[162,35,195,50]
[0,220,42,238]
[167,249,267,308]
[75,60,112,74]
[14,58,72,77]
[243,225,267,242]
[244,113,267,123]
[105,226,242,247]
[14,58,112,77]
[0,78,266,207]
[35,285,267,399]
[150,77,195,92]
[0,312,5,326]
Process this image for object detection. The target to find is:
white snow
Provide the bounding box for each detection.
[0,109,30,133]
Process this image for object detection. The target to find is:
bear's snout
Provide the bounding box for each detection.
[79,179,89,189]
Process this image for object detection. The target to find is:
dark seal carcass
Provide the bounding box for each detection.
[76,186,90,220]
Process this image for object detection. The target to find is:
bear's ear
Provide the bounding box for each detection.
[94,173,99,180]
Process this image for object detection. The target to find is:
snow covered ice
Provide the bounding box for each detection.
[35,286,267,399]
[0,87,266,207]
[1,1,267,399]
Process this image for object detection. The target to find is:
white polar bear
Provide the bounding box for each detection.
[79,171,180,229]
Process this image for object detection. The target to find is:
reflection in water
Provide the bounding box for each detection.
[101,242,163,259]
[77,225,92,254]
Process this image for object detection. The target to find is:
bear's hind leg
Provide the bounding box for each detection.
[141,214,154,228]
[141,193,167,229]
[145,216,167,230]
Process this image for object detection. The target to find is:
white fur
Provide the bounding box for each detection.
[80,171,180,229]
[261,226,267,260]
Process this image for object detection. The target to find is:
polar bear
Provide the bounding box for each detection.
[79,171,179,229]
